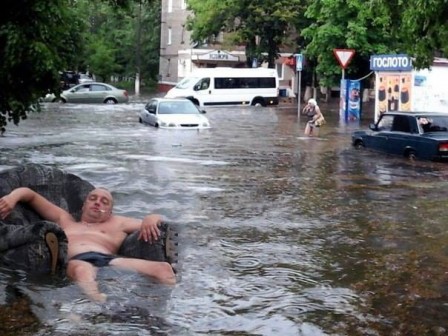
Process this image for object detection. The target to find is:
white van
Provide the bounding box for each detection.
[165,67,279,107]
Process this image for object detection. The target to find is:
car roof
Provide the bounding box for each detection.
[73,82,116,87]
[151,97,194,103]
[382,111,448,117]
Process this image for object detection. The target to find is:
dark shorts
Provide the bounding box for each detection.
[308,121,320,128]
[70,251,117,267]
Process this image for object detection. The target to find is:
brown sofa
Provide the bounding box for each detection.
[0,164,178,274]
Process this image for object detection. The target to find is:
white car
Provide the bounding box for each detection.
[138,98,211,129]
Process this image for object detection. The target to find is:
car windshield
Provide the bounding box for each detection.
[419,115,448,132]
[175,77,200,89]
[158,101,200,114]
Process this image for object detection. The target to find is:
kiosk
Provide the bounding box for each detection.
[370,54,448,121]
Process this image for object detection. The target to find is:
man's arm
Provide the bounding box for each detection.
[0,187,70,225]
[121,213,163,243]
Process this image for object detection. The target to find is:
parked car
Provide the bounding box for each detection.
[60,71,79,90]
[352,111,448,161]
[138,98,211,129]
[40,92,59,103]
[59,82,129,104]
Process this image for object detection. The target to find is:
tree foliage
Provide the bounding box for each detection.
[399,0,448,68]
[0,0,83,133]
[302,0,448,86]
[301,0,401,87]
[186,0,448,87]
[186,0,305,68]
[0,0,160,133]
[2,0,447,132]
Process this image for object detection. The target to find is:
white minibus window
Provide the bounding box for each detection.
[175,77,199,89]
[193,78,210,91]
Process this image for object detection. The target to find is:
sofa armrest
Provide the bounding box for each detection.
[0,220,68,274]
[118,221,179,270]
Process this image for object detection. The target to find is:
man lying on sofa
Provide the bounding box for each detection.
[0,187,176,302]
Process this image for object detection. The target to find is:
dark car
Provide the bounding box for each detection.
[60,71,79,90]
[352,111,448,161]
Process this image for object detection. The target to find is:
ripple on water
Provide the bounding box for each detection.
[123,154,230,166]
[4,104,448,335]
[303,285,361,316]
[262,266,319,287]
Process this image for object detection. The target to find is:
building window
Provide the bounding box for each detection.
[181,24,185,44]
[167,58,171,77]
[276,63,284,80]
[168,27,172,45]
[168,0,173,13]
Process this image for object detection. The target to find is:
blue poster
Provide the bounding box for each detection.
[340,80,361,123]
[340,79,347,121]
[347,80,361,121]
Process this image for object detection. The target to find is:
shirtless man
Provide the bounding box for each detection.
[0,187,176,302]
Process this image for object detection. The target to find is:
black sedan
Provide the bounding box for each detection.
[352,112,448,161]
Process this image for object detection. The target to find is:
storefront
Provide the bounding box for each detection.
[370,54,448,121]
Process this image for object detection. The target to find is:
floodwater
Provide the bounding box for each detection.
[1,101,448,336]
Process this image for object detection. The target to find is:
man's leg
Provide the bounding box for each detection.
[110,257,176,285]
[67,260,107,302]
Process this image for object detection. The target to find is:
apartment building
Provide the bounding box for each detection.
[158,0,297,95]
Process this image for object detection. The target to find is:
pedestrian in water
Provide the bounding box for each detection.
[302,98,324,137]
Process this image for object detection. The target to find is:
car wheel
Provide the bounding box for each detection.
[104,98,117,104]
[60,98,67,104]
[354,140,364,149]
[252,98,265,107]
[139,117,142,123]
[406,149,417,161]
[154,123,159,128]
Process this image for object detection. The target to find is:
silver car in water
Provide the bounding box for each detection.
[138,98,211,129]
[60,82,129,104]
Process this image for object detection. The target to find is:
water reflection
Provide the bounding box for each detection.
[1,102,448,335]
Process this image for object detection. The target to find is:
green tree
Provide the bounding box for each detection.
[1,0,160,133]
[0,0,83,133]
[70,0,161,86]
[300,0,448,87]
[87,38,122,81]
[186,0,304,68]
[399,0,448,68]
[301,0,401,88]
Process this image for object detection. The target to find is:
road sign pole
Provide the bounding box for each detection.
[297,70,302,117]
[295,54,303,118]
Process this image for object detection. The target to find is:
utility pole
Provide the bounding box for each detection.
[135,0,142,96]
[296,54,303,117]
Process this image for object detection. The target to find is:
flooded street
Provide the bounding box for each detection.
[1,101,448,335]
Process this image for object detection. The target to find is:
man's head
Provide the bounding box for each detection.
[308,98,317,106]
[81,188,114,223]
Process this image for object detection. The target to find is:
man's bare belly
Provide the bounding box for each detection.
[66,230,127,259]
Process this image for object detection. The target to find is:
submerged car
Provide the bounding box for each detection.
[352,111,448,161]
[60,82,129,104]
[138,98,211,129]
